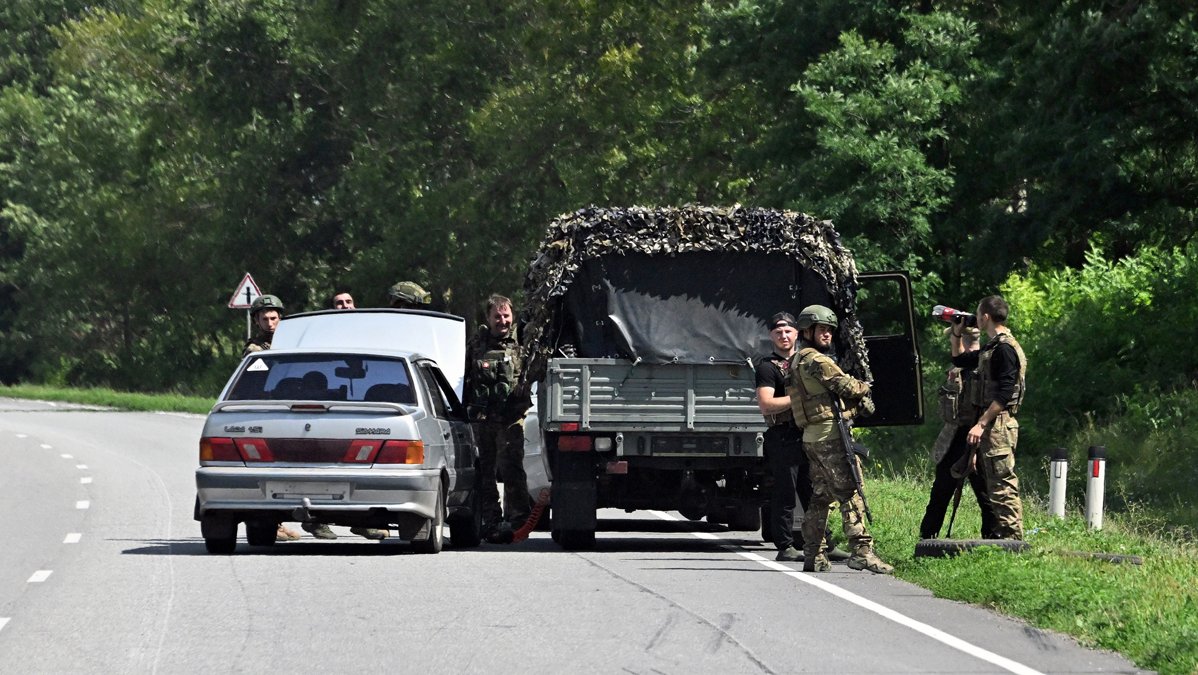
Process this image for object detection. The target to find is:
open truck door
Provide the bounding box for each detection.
[855,271,923,426]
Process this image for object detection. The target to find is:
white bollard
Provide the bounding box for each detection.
[1048,447,1068,519]
[1085,445,1106,530]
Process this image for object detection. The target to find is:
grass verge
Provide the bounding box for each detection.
[870,474,1198,675]
[0,384,215,414]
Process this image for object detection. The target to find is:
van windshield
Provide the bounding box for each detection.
[226,353,416,404]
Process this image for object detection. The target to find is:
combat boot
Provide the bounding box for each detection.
[302,522,337,540]
[349,527,388,540]
[847,548,894,574]
[803,553,831,572]
[775,546,803,562]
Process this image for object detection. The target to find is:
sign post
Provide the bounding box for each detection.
[228,273,262,341]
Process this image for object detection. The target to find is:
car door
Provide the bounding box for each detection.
[416,362,476,497]
[854,271,924,426]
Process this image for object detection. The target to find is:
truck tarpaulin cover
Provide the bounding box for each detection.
[520,205,871,386]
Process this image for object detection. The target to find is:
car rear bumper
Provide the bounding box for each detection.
[195,467,440,520]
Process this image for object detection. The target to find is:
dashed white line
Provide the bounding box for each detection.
[651,511,1045,675]
[0,617,8,632]
[27,570,52,583]
[76,500,90,510]
[80,477,93,484]
[16,433,28,438]
[76,464,88,470]
[40,443,52,449]
[47,401,57,407]
[64,533,82,544]
[60,454,73,459]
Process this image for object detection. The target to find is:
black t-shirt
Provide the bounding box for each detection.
[755,352,790,395]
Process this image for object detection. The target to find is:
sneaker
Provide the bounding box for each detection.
[825,545,851,561]
[302,522,337,540]
[349,527,388,540]
[803,553,831,572]
[775,546,803,562]
[847,549,894,574]
[276,525,301,541]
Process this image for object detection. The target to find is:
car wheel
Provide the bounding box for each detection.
[913,538,1030,559]
[201,515,237,554]
[449,489,482,549]
[245,521,278,547]
[726,504,761,532]
[412,486,445,554]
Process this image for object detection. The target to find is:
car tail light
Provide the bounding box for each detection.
[342,440,383,463]
[234,438,274,462]
[560,422,580,432]
[558,435,592,452]
[375,440,424,464]
[199,437,242,463]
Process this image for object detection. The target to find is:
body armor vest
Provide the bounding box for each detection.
[788,348,838,428]
[970,331,1026,414]
[470,332,522,419]
[938,367,979,426]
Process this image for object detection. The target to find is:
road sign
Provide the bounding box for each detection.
[228,273,262,309]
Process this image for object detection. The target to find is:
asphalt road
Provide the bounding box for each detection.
[0,398,1145,674]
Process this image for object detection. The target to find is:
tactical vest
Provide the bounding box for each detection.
[788,348,838,429]
[470,332,522,419]
[970,331,1027,415]
[763,354,795,426]
[243,333,271,356]
[938,367,979,426]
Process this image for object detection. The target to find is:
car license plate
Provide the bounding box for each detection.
[265,481,350,501]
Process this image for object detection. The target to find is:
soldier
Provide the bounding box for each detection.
[790,304,892,574]
[755,312,844,562]
[952,295,1026,540]
[388,281,432,310]
[243,294,284,356]
[240,294,300,541]
[465,294,532,544]
[919,325,997,539]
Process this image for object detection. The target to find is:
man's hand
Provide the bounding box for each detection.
[967,421,986,446]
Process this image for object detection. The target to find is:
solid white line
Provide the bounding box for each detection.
[60,454,73,459]
[76,500,90,510]
[27,570,52,583]
[650,511,1044,675]
[0,617,8,632]
[76,464,88,470]
[80,477,92,484]
[64,533,82,544]
[47,401,57,407]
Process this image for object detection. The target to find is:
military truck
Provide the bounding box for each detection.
[518,206,923,549]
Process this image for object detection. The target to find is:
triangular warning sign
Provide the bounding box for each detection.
[228,273,262,309]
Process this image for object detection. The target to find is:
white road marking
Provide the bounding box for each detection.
[60,454,73,459]
[64,533,82,544]
[0,617,8,632]
[154,411,205,420]
[27,570,52,583]
[652,511,1045,675]
[76,500,90,510]
[47,402,57,407]
[80,477,92,484]
[76,464,88,470]
[16,433,27,438]
[40,444,52,449]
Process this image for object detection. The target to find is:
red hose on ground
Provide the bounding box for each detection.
[512,488,550,543]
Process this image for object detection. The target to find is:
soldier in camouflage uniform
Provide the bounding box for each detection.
[465,294,532,544]
[243,294,284,356]
[388,281,432,310]
[789,305,892,574]
[919,325,997,539]
[952,295,1027,540]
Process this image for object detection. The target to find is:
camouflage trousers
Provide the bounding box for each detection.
[474,419,531,530]
[800,438,873,558]
[978,411,1024,540]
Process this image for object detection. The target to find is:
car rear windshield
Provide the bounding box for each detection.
[226,353,417,404]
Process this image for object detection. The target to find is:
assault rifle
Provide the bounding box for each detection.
[829,396,873,525]
[944,431,979,538]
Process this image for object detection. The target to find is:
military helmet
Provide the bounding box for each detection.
[250,294,284,316]
[796,304,838,329]
[388,281,431,306]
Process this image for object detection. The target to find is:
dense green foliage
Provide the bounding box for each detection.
[3,1,1198,528]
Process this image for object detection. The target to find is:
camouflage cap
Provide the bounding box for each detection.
[250,294,284,315]
[388,281,431,306]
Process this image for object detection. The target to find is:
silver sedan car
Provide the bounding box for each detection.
[195,310,478,554]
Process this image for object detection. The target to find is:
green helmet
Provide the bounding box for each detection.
[250,294,284,316]
[388,281,431,307]
[796,304,838,329]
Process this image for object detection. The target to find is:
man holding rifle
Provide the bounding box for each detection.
[789,304,893,574]
[950,295,1027,540]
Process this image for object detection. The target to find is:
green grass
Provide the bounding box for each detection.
[3,385,1194,672]
[0,384,215,414]
[869,474,1198,675]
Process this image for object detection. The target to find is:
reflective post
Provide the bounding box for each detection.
[1085,445,1106,530]
[1048,447,1068,519]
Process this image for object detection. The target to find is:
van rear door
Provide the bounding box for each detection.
[855,271,923,426]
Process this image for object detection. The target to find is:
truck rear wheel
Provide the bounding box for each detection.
[557,529,595,550]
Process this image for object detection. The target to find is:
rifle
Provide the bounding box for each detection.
[944,432,979,538]
[829,396,873,525]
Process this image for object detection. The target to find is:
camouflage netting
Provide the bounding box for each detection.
[519,205,872,387]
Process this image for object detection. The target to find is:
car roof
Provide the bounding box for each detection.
[270,309,467,399]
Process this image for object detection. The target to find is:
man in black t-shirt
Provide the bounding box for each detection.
[755,312,843,562]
